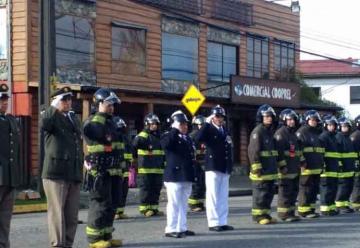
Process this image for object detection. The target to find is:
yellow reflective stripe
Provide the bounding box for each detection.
[188,198,204,205]
[298,206,312,213]
[324,152,341,158]
[251,208,270,216]
[335,201,350,208]
[123,172,129,177]
[251,163,262,171]
[338,172,355,178]
[355,172,360,177]
[260,150,278,157]
[139,205,151,211]
[278,160,286,167]
[91,115,106,124]
[321,171,338,178]
[138,168,164,174]
[107,168,123,176]
[138,131,149,138]
[124,153,133,160]
[320,205,336,212]
[112,142,125,150]
[284,151,303,157]
[138,149,165,156]
[301,169,322,175]
[303,147,325,153]
[150,205,159,210]
[277,207,291,213]
[341,152,358,158]
[86,226,112,236]
[249,172,278,181]
[278,173,298,179]
[351,202,360,208]
[87,144,112,153]
[88,170,98,177]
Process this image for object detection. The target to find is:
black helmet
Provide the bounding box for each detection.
[113,116,127,129]
[338,116,352,128]
[0,84,9,99]
[171,110,189,123]
[323,115,338,129]
[279,108,298,126]
[144,113,160,126]
[93,88,121,105]
[304,110,321,123]
[192,115,205,125]
[211,105,226,117]
[256,104,276,123]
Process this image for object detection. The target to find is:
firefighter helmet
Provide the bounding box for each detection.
[211,105,226,117]
[338,116,352,128]
[171,110,189,123]
[113,116,127,129]
[304,110,321,123]
[322,114,338,129]
[93,88,121,105]
[256,104,276,123]
[192,115,205,125]
[279,108,298,126]
[144,113,160,126]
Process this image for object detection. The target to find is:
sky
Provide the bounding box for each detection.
[274,0,360,61]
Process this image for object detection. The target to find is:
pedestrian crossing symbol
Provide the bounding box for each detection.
[181,84,206,116]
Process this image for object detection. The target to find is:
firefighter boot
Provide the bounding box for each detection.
[89,240,111,248]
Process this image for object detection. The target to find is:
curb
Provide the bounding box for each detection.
[13,203,48,214]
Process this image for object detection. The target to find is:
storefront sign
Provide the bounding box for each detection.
[181,84,206,115]
[231,76,300,107]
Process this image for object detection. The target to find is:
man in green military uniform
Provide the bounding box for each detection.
[0,84,21,248]
[41,86,83,248]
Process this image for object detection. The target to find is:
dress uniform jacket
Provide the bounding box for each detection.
[41,107,83,182]
[161,128,195,183]
[194,123,233,174]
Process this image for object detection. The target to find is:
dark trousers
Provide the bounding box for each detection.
[87,175,122,243]
[320,177,338,213]
[277,177,299,219]
[336,177,354,208]
[252,180,275,222]
[351,175,360,209]
[137,174,163,213]
[189,165,205,208]
[0,186,15,248]
[117,176,129,214]
[298,174,320,215]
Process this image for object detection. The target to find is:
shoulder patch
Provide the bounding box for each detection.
[296,132,301,138]
[252,133,257,139]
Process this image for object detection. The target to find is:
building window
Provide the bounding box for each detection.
[55,14,95,85]
[112,25,146,75]
[247,35,269,79]
[350,86,360,104]
[208,42,237,83]
[162,32,198,81]
[0,7,7,60]
[274,40,295,81]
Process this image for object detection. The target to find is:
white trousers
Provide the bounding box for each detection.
[164,182,192,233]
[205,171,230,227]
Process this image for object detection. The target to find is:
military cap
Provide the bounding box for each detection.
[51,86,73,99]
[0,84,9,99]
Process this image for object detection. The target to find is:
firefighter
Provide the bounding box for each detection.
[161,110,196,238]
[248,104,284,225]
[296,110,324,218]
[350,115,360,211]
[274,108,303,222]
[133,113,165,217]
[188,115,206,212]
[194,105,234,232]
[319,115,340,216]
[83,88,123,248]
[113,117,133,219]
[335,117,356,213]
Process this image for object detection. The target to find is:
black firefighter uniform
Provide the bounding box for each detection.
[350,129,360,210]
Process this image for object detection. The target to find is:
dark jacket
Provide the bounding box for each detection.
[161,128,195,182]
[350,129,360,174]
[41,107,83,182]
[0,114,21,187]
[274,125,304,179]
[296,125,324,175]
[336,132,356,178]
[319,130,340,177]
[248,124,281,181]
[194,122,233,174]
[189,129,206,165]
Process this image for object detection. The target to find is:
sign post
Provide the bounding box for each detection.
[181,84,206,116]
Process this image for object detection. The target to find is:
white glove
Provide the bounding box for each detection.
[50,95,62,109]
[206,114,215,124]
[171,121,181,130]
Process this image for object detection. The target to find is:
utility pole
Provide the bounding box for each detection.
[38,0,55,194]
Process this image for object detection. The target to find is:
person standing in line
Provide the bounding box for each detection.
[195,105,234,232]
[350,115,360,211]
[41,86,83,248]
[0,84,21,248]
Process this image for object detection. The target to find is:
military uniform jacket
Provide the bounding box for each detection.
[0,114,21,187]
[41,107,83,182]
[161,128,195,182]
[274,126,304,179]
[132,129,165,174]
[83,112,123,176]
[296,125,325,175]
[336,132,356,177]
[248,124,282,181]
[350,130,360,174]
[319,130,340,177]
[194,122,233,174]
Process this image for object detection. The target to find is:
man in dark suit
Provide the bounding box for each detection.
[0,84,21,248]
[41,86,83,248]
[195,105,234,232]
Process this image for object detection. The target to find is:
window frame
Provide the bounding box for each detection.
[350,86,360,104]
[274,39,296,80]
[0,6,7,60]
[246,34,269,79]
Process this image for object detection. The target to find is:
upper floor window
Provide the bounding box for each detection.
[162,32,198,81]
[207,42,237,83]
[350,86,360,104]
[247,35,269,79]
[112,24,146,75]
[0,7,7,60]
[274,40,295,81]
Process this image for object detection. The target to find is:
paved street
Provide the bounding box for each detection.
[10,196,360,248]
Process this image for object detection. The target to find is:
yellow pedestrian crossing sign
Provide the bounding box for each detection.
[181,84,206,116]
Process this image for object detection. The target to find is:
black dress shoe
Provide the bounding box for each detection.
[209,226,223,232]
[165,232,180,238]
[221,225,234,231]
[182,230,196,236]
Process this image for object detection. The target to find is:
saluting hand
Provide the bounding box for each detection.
[171,121,181,130]
[206,114,215,124]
